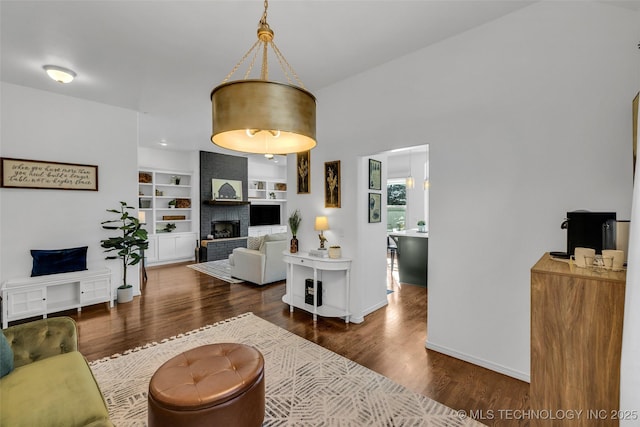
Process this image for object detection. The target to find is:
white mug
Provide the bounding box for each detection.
[572,247,596,268]
[602,249,624,271]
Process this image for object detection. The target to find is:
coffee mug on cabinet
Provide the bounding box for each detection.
[571,247,596,268]
[602,249,625,271]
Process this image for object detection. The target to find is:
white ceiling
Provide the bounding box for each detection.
[2,0,637,162]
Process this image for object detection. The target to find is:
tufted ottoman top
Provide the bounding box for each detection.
[149,343,264,411]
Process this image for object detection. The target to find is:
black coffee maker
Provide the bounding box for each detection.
[552,211,617,258]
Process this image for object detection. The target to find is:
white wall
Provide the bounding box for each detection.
[300,1,638,379]
[1,83,140,294]
[620,56,640,424]
[286,148,390,323]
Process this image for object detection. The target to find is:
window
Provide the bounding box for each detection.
[387,179,406,231]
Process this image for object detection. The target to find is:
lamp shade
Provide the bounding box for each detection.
[211,80,316,155]
[314,216,329,231]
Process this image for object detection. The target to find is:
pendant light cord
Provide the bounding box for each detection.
[220,0,306,89]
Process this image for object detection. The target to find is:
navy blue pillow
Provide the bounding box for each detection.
[0,332,14,377]
[30,246,88,277]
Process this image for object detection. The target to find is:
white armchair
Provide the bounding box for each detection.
[229,233,287,285]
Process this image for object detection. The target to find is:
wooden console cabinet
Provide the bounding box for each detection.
[531,253,626,426]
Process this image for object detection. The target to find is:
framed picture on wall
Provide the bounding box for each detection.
[368,159,381,190]
[1,157,98,191]
[324,160,341,208]
[212,179,243,200]
[368,193,381,223]
[297,150,310,194]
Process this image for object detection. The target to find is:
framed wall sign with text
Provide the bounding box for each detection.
[1,157,98,191]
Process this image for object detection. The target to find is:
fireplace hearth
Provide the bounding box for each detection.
[211,220,240,239]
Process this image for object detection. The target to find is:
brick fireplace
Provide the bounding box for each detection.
[199,151,248,261]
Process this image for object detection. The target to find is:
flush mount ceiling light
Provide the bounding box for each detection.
[43,65,76,83]
[210,0,316,155]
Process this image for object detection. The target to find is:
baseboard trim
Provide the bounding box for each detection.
[425,340,530,383]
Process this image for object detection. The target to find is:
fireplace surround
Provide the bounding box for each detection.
[211,220,240,239]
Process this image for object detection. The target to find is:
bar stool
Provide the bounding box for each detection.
[387,235,398,272]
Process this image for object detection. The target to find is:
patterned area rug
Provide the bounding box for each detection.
[187,259,244,283]
[89,313,482,426]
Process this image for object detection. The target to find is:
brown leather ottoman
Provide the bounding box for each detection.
[148,343,265,427]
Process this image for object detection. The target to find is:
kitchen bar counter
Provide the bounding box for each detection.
[388,229,428,286]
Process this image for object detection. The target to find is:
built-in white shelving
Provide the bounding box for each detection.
[138,169,197,265]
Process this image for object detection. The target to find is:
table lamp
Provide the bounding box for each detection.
[314,216,329,250]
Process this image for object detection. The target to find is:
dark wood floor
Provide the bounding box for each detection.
[47,260,529,426]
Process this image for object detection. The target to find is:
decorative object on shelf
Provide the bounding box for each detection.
[368,193,381,223]
[288,209,302,253]
[275,183,287,191]
[161,223,177,233]
[155,189,163,196]
[328,246,341,259]
[139,199,151,209]
[139,172,152,183]
[168,199,176,208]
[417,220,426,233]
[175,198,191,208]
[162,215,185,221]
[100,201,149,304]
[314,216,329,250]
[368,159,381,190]
[212,178,243,200]
[309,249,329,258]
[305,279,322,306]
[171,175,181,185]
[324,160,341,208]
[210,0,316,155]
[1,157,98,191]
[297,151,310,194]
[257,181,265,189]
[269,192,276,199]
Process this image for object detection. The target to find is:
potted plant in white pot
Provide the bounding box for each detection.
[417,220,426,233]
[101,201,149,303]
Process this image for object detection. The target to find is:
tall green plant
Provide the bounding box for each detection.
[288,209,302,237]
[100,201,149,289]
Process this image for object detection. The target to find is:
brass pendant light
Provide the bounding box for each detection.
[210,0,316,155]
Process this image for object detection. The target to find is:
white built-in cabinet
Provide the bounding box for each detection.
[138,168,197,265]
[2,269,112,328]
[247,177,288,237]
[248,178,287,202]
[248,225,288,237]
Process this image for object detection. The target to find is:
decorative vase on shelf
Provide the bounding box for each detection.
[328,246,341,259]
[290,236,299,253]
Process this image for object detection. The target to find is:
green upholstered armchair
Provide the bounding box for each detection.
[3,316,78,368]
[1,317,113,427]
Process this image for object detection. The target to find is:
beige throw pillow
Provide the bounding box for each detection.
[247,236,264,250]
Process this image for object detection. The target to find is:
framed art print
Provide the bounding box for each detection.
[324,160,341,208]
[212,178,243,200]
[368,193,381,223]
[369,159,381,190]
[297,150,310,194]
